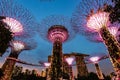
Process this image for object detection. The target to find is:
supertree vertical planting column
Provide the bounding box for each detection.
[72,0,120,73]
[75,54,89,77]
[38,15,75,80]
[48,25,68,80]
[1,39,37,80]
[0,20,13,56]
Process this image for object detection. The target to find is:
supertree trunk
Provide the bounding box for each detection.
[100,26,120,70]
[94,63,104,80]
[69,66,73,80]
[63,60,73,80]
[75,56,88,77]
[49,40,63,80]
[0,52,18,80]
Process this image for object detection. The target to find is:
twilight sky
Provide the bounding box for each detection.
[0,0,114,76]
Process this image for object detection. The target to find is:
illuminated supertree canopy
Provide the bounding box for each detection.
[11,40,25,53]
[48,25,69,42]
[0,0,37,38]
[13,37,37,51]
[89,56,100,63]
[86,23,120,43]
[71,0,113,35]
[65,57,74,65]
[38,15,75,42]
[2,17,23,36]
[86,11,110,32]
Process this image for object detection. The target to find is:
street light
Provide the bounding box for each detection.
[65,57,74,80]
[90,56,104,80]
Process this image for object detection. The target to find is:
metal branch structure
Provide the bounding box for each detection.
[0,0,37,38]
[71,0,120,77]
[38,15,75,80]
[0,0,37,56]
[0,38,37,80]
[86,24,120,43]
[71,0,113,35]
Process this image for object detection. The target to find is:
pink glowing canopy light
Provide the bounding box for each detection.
[2,17,23,36]
[90,56,100,63]
[44,62,51,67]
[11,41,25,52]
[87,12,109,32]
[108,27,118,36]
[65,57,74,65]
[48,25,69,42]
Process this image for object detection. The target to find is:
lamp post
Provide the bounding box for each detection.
[65,57,74,80]
[90,56,104,80]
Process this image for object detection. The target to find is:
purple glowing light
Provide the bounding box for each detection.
[90,56,100,63]
[108,27,118,36]
[87,12,109,32]
[65,57,74,65]
[2,17,23,36]
[48,25,69,42]
[11,41,25,52]
[44,62,51,67]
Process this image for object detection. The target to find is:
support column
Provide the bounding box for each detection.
[75,55,88,77]
[49,40,63,80]
[94,63,104,80]
[100,26,120,71]
[0,52,18,80]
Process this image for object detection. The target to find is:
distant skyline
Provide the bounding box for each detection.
[0,0,114,76]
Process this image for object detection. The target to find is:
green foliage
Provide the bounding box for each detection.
[0,21,13,56]
[0,68,3,78]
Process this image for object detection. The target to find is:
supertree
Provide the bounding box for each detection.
[65,57,74,80]
[88,56,108,80]
[71,0,120,76]
[0,38,37,80]
[0,0,37,56]
[38,15,75,80]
